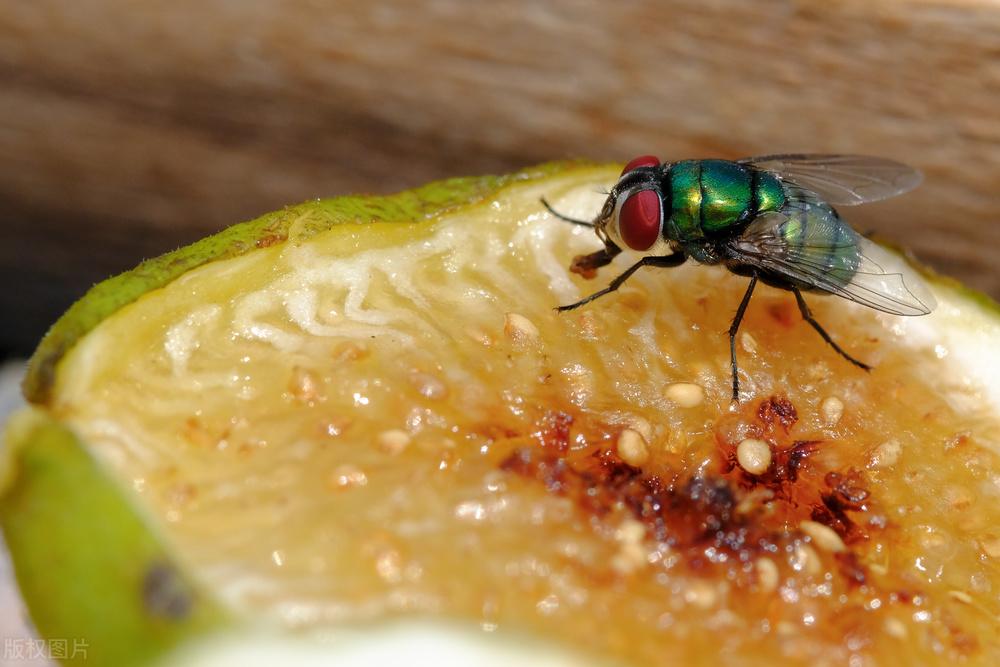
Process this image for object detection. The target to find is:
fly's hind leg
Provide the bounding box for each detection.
[728,273,759,402]
[557,254,685,312]
[792,288,872,371]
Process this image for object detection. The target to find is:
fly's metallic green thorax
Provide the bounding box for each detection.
[664,160,785,261]
[664,161,704,249]
[698,159,752,232]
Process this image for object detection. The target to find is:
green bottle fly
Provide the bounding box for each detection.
[542,153,935,401]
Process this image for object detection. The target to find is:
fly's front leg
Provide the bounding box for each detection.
[541,197,595,227]
[558,254,686,312]
[570,244,621,279]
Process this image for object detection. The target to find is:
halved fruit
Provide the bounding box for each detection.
[4,163,1000,666]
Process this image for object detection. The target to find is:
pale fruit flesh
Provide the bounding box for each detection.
[50,167,1000,665]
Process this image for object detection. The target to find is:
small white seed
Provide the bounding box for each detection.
[377,429,411,455]
[884,617,908,639]
[755,557,780,593]
[869,439,902,469]
[503,312,540,344]
[623,415,654,445]
[820,396,844,427]
[665,382,704,408]
[948,590,974,605]
[736,438,772,475]
[790,543,822,576]
[683,580,718,610]
[617,429,650,467]
[611,519,649,574]
[800,520,846,553]
[740,332,759,354]
[611,544,647,576]
[616,519,647,545]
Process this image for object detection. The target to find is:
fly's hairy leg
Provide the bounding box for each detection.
[793,288,872,371]
[729,274,759,402]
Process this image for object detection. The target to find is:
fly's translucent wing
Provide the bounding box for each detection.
[729,202,936,316]
[739,154,922,205]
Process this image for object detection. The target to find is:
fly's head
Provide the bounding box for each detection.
[598,155,673,256]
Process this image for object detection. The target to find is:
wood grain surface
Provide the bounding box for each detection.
[1,0,998,356]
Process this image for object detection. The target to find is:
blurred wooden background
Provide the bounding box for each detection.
[1,0,998,358]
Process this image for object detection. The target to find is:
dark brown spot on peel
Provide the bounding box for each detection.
[142,562,193,620]
[501,446,759,562]
[815,470,871,543]
[500,397,882,591]
[757,395,798,432]
[255,233,287,248]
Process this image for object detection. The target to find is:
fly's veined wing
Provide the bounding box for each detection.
[729,207,936,316]
[739,154,922,205]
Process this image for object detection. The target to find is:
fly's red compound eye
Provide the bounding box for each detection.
[621,154,660,175]
[618,189,662,251]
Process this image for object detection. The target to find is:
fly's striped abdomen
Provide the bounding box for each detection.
[775,199,860,288]
[751,169,785,216]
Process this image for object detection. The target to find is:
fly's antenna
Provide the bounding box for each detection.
[540,198,594,227]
